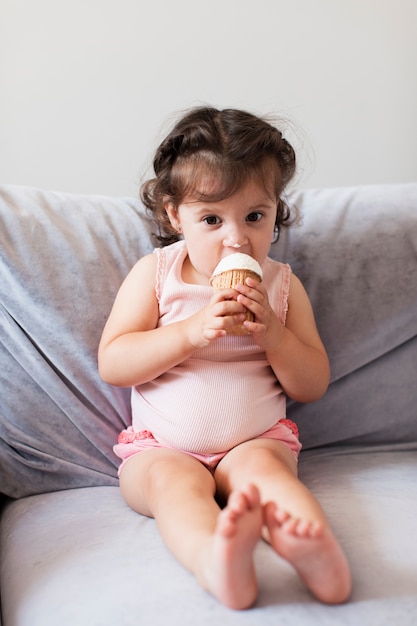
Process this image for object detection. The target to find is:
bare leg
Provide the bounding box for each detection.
[119,449,263,609]
[215,438,352,604]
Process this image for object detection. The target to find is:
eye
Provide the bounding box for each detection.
[203,215,221,226]
[246,211,263,223]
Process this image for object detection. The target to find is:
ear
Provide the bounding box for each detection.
[164,202,182,233]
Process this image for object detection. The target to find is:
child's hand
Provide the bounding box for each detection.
[187,288,247,348]
[234,277,284,350]
[235,274,330,402]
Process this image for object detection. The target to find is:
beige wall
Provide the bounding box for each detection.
[1,0,416,196]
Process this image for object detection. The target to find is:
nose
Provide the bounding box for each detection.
[223,240,243,248]
[222,228,248,249]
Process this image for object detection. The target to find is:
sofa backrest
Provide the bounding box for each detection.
[1,183,416,497]
[276,185,417,451]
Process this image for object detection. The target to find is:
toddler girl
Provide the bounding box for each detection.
[98,106,351,609]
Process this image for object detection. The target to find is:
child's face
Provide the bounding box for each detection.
[166,177,277,285]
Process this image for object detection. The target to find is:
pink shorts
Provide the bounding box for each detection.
[114,419,301,476]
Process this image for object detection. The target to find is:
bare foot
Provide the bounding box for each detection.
[198,484,263,610]
[264,502,351,604]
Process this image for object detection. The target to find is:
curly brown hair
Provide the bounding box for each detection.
[141,106,296,245]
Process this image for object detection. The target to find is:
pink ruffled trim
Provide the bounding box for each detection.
[154,247,164,302]
[279,418,299,438]
[118,428,154,444]
[281,263,291,326]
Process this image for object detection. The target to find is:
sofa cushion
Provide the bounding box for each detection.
[0,186,156,497]
[0,183,416,498]
[1,451,416,624]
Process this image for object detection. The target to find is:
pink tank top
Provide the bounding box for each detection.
[131,240,291,455]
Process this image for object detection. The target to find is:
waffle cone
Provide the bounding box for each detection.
[210,269,260,291]
[211,269,261,335]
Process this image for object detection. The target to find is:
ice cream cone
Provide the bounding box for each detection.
[210,254,262,335]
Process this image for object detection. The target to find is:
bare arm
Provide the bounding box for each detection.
[98,254,192,386]
[98,253,248,387]
[235,274,330,403]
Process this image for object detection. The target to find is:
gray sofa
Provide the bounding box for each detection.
[1,182,416,625]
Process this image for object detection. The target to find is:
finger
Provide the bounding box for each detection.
[242,320,267,335]
[234,283,267,305]
[203,328,227,342]
[214,299,246,317]
[245,276,264,289]
[210,288,239,303]
[204,313,246,340]
[236,293,265,319]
